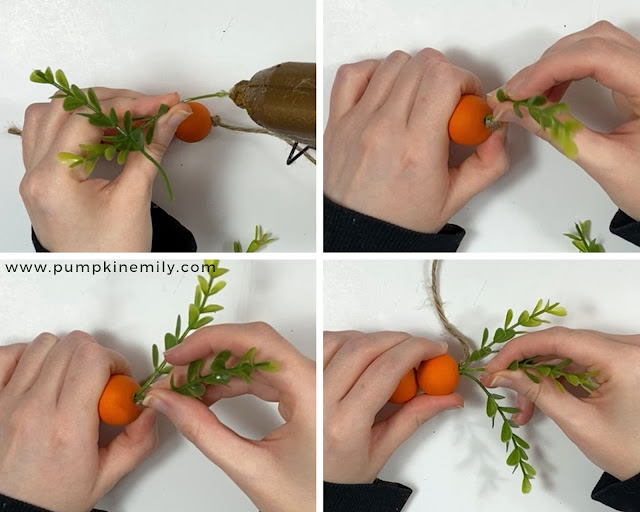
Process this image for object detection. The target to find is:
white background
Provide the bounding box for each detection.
[324,258,639,511]
[0,259,316,511]
[324,0,640,252]
[0,0,316,252]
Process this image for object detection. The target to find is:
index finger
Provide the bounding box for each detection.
[484,327,620,378]
[504,37,640,101]
[164,322,306,390]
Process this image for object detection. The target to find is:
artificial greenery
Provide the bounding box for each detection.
[458,299,598,493]
[31,67,174,199]
[564,220,605,253]
[30,67,230,201]
[133,260,276,403]
[233,225,277,253]
[495,88,583,159]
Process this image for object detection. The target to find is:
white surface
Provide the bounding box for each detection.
[0,259,316,511]
[0,0,315,252]
[323,0,640,252]
[324,259,640,511]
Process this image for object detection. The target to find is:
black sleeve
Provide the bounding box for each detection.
[610,210,640,248]
[0,494,105,512]
[592,471,640,511]
[32,203,197,253]
[324,196,465,252]
[324,479,412,512]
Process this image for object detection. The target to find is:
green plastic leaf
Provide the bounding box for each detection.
[513,435,530,449]
[211,350,232,372]
[493,328,506,343]
[152,344,159,368]
[491,394,505,400]
[517,310,530,324]
[188,303,199,326]
[506,448,520,466]
[501,421,512,442]
[197,275,209,295]
[62,96,84,111]
[164,332,178,350]
[481,327,489,348]
[522,461,536,476]
[530,95,546,106]
[233,241,242,252]
[175,315,182,338]
[504,309,513,328]
[548,306,567,316]
[187,359,204,382]
[535,365,551,377]
[117,149,129,165]
[522,476,532,494]
[30,70,48,83]
[145,123,156,145]
[57,152,84,166]
[55,69,69,89]
[186,383,206,397]
[565,374,580,386]
[210,281,227,294]
[44,67,54,83]
[508,360,519,371]
[104,145,116,161]
[194,316,213,329]
[201,304,223,313]
[88,114,113,128]
[87,88,101,111]
[212,267,230,278]
[203,372,231,385]
[501,407,520,414]
[496,89,507,102]
[109,107,118,126]
[71,84,87,103]
[124,110,132,132]
[486,398,498,418]
[194,286,202,308]
[524,370,540,384]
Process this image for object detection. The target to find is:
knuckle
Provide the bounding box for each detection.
[19,174,44,203]
[66,330,96,345]
[335,63,360,83]
[358,117,387,146]
[590,20,616,35]
[415,47,447,63]
[74,341,105,364]
[522,382,542,403]
[386,50,411,64]
[248,321,276,338]
[575,36,610,56]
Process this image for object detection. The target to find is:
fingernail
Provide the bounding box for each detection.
[163,346,179,356]
[142,394,167,414]
[488,376,513,388]
[438,341,449,353]
[166,109,192,131]
[447,404,464,410]
[504,77,525,96]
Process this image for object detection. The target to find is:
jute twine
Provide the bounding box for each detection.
[430,259,472,358]
[6,118,316,165]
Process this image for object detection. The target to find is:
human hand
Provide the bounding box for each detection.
[0,332,157,512]
[143,323,316,512]
[323,330,463,484]
[20,88,192,251]
[482,327,640,481]
[488,21,640,221]
[324,49,509,234]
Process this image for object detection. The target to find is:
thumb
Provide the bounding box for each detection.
[371,393,463,465]
[143,387,254,475]
[94,408,158,498]
[483,369,585,430]
[446,124,510,213]
[115,102,192,196]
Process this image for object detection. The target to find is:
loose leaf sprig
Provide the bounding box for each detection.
[564,220,605,253]
[509,358,599,394]
[30,67,175,199]
[460,299,567,371]
[458,299,583,494]
[233,225,277,253]
[134,260,228,403]
[170,346,278,398]
[496,88,583,159]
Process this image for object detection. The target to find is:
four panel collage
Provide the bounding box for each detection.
[0,2,638,512]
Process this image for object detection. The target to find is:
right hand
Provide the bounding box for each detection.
[482,327,640,482]
[488,21,640,220]
[144,323,316,512]
[20,88,192,252]
[324,331,463,484]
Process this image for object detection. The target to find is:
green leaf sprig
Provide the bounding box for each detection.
[30,67,175,199]
[170,346,278,398]
[509,358,599,394]
[134,259,228,403]
[458,299,577,494]
[233,225,277,253]
[564,220,605,252]
[495,88,583,159]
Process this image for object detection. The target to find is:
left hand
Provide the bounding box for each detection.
[0,331,157,512]
[324,48,509,234]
